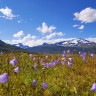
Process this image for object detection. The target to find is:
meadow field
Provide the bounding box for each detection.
[0,51,96,96]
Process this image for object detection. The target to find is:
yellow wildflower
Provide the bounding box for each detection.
[60,58,65,61]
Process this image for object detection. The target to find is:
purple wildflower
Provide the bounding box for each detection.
[45,56,48,59]
[45,63,51,68]
[68,61,72,67]
[90,83,96,92]
[41,60,43,63]
[1,52,3,55]
[51,60,53,62]
[91,54,95,57]
[33,63,37,68]
[56,60,59,63]
[41,82,48,88]
[63,54,66,58]
[0,73,8,84]
[32,80,37,85]
[14,67,19,73]
[42,62,46,65]
[29,54,33,57]
[61,60,65,65]
[52,61,57,67]
[83,57,86,61]
[10,59,17,66]
[81,54,85,58]
[34,63,38,70]
[79,52,82,54]
[84,53,86,56]
[33,57,35,61]
[68,58,73,63]
[67,50,70,54]
[58,57,61,60]
[35,67,38,71]
[63,51,66,54]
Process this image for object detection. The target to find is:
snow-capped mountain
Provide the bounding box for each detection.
[13,38,96,49]
[12,38,96,54]
[13,43,29,49]
[42,38,96,47]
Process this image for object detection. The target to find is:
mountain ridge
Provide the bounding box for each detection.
[12,38,96,54]
[0,40,29,53]
[42,38,96,47]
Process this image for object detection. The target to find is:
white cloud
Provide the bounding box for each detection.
[3,37,96,47]
[46,32,64,39]
[73,24,79,27]
[86,38,96,43]
[6,38,74,47]
[78,25,84,29]
[32,36,37,39]
[74,7,96,23]
[0,6,17,20]
[13,31,24,38]
[21,34,31,42]
[11,34,37,44]
[17,20,21,23]
[3,40,10,43]
[37,22,56,34]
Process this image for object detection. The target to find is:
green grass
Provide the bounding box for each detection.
[0,52,96,96]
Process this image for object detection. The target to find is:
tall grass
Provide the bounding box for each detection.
[0,52,96,96]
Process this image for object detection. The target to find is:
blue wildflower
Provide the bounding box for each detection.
[41,82,48,88]
[68,61,72,67]
[90,83,96,92]
[32,80,37,85]
[14,67,19,73]
[0,73,8,84]
[10,59,17,66]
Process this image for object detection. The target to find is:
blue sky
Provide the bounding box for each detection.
[0,0,96,46]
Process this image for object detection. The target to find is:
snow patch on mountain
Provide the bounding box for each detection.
[13,38,96,49]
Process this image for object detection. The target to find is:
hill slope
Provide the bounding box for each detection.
[0,40,29,53]
[26,45,96,54]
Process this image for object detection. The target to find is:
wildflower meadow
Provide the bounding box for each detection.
[0,51,96,96]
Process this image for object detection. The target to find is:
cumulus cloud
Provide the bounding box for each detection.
[3,37,96,47]
[13,31,24,38]
[78,25,84,29]
[4,38,74,47]
[73,24,79,27]
[11,34,37,44]
[21,34,31,42]
[86,38,96,43]
[37,22,56,34]
[74,7,96,23]
[46,32,64,39]
[32,36,37,39]
[17,20,21,23]
[0,6,18,20]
